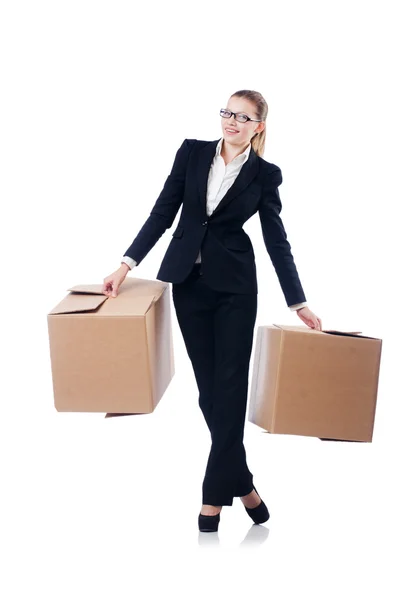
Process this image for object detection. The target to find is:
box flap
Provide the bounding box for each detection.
[104,412,139,418]
[96,294,157,316]
[49,292,108,314]
[273,324,362,335]
[49,290,158,316]
[67,284,107,295]
[322,329,363,336]
[49,277,165,316]
[272,324,323,334]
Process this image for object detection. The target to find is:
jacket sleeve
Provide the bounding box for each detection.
[258,167,307,307]
[122,138,196,266]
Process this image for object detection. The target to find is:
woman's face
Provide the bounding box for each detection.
[221,96,265,147]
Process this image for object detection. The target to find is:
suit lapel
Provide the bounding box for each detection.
[197,138,260,217]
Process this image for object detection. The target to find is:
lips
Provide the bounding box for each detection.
[226,128,239,134]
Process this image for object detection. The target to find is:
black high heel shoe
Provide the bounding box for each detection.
[198,511,221,532]
[243,485,270,524]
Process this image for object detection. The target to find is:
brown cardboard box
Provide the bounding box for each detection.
[47,277,174,415]
[248,325,382,442]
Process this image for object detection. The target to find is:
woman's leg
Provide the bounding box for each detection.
[201,291,258,507]
[172,267,258,509]
[171,266,216,431]
[172,268,224,516]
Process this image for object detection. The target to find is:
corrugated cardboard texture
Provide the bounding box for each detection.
[47,277,174,414]
[248,327,281,432]
[248,325,382,442]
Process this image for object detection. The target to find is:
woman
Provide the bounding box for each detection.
[102,89,322,532]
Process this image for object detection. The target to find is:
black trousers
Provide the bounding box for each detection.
[171,263,258,506]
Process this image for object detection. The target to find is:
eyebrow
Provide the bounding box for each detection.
[225,108,251,116]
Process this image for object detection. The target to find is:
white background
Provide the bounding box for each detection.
[1,1,396,598]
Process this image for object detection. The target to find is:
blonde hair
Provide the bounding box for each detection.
[229,89,268,157]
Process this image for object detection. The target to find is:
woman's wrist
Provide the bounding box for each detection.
[119,262,131,273]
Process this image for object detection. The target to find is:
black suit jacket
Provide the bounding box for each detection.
[123,138,306,305]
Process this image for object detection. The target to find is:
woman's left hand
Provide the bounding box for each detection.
[296,306,322,330]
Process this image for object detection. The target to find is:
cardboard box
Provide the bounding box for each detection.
[248,325,382,442]
[47,278,174,415]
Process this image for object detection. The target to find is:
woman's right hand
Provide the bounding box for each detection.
[102,264,130,297]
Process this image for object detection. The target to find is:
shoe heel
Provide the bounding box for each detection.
[198,512,220,532]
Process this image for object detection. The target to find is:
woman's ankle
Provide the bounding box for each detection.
[201,504,222,516]
[240,489,261,509]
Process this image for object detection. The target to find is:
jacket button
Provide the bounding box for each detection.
[202,221,208,226]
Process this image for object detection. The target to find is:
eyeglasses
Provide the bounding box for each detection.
[220,108,262,124]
